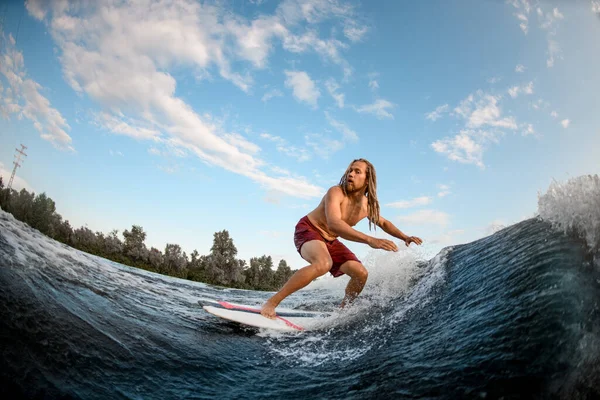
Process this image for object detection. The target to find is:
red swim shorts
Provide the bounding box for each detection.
[293,215,360,278]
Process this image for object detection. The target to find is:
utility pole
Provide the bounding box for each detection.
[8,144,27,191]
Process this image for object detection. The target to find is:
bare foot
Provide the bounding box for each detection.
[260,300,277,319]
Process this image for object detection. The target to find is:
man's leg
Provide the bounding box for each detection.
[339,260,369,308]
[261,240,332,319]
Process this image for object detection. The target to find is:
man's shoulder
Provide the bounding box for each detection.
[325,185,344,199]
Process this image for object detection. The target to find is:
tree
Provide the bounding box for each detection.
[30,193,56,235]
[273,259,293,289]
[147,247,164,272]
[71,226,97,253]
[122,225,148,263]
[103,229,124,256]
[163,243,187,277]
[204,230,244,286]
[244,258,261,288]
[258,255,274,290]
[9,189,35,223]
[0,181,294,290]
[245,255,274,290]
[53,218,73,244]
[0,183,8,211]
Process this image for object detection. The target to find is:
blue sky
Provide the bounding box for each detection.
[1,0,599,269]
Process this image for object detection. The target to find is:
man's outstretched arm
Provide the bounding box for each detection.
[374,216,423,247]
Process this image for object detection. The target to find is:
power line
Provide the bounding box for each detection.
[8,144,27,191]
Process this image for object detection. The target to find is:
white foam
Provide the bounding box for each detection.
[297,247,424,307]
[538,174,600,252]
[263,247,447,366]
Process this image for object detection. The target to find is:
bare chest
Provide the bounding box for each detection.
[340,198,368,226]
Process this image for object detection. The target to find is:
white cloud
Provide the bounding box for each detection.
[553,8,564,19]
[550,111,558,118]
[304,133,344,159]
[522,123,535,136]
[223,133,261,155]
[325,112,358,142]
[281,31,352,78]
[453,94,474,119]
[508,86,520,98]
[561,119,570,128]
[284,70,320,108]
[516,13,529,34]
[325,78,345,108]
[355,99,394,119]
[432,130,486,169]
[367,72,379,92]
[0,32,73,151]
[530,98,549,111]
[509,0,532,34]
[593,1,600,14]
[535,7,564,68]
[0,162,34,192]
[509,2,564,69]
[260,133,285,145]
[521,124,536,136]
[95,112,162,140]
[260,133,311,162]
[508,81,534,98]
[270,165,291,176]
[386,196,433,209]
[343,24,368,42]
[541,7,565,30]
[109,150,124,157]
[546,39,561,68]
[426,104,449,121]
[158,164,178,174]
[509,0,532,15]
[515,64,526,73]
[465,94,517,129]
[262,89,283,102]
[22,0,371,198]
[396,209,450,227]
[437,184,451,198]
[433,91,523,168]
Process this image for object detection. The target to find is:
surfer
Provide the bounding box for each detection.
[261,158,423,319]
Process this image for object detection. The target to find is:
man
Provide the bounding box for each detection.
[261,158,423,319]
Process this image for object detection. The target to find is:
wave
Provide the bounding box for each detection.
[0,174,599,399]
[538,174,600,254]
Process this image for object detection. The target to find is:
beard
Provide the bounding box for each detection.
[346,181,363,193]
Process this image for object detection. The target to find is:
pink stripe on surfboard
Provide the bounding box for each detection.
[218,301,305,331]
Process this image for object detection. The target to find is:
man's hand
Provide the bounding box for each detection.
[403,236,423,247]
[367,237,398,252]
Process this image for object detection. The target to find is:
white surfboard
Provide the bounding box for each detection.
[199,298,331,332]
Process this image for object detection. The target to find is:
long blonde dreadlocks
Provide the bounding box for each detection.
[338,158,380,231]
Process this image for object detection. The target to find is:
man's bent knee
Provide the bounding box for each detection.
[356,267,368,282]
[350,266,368,283]
[340,261,368,281]
[311,259,333,276]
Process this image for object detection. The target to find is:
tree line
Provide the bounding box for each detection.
[0,176,295,291]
